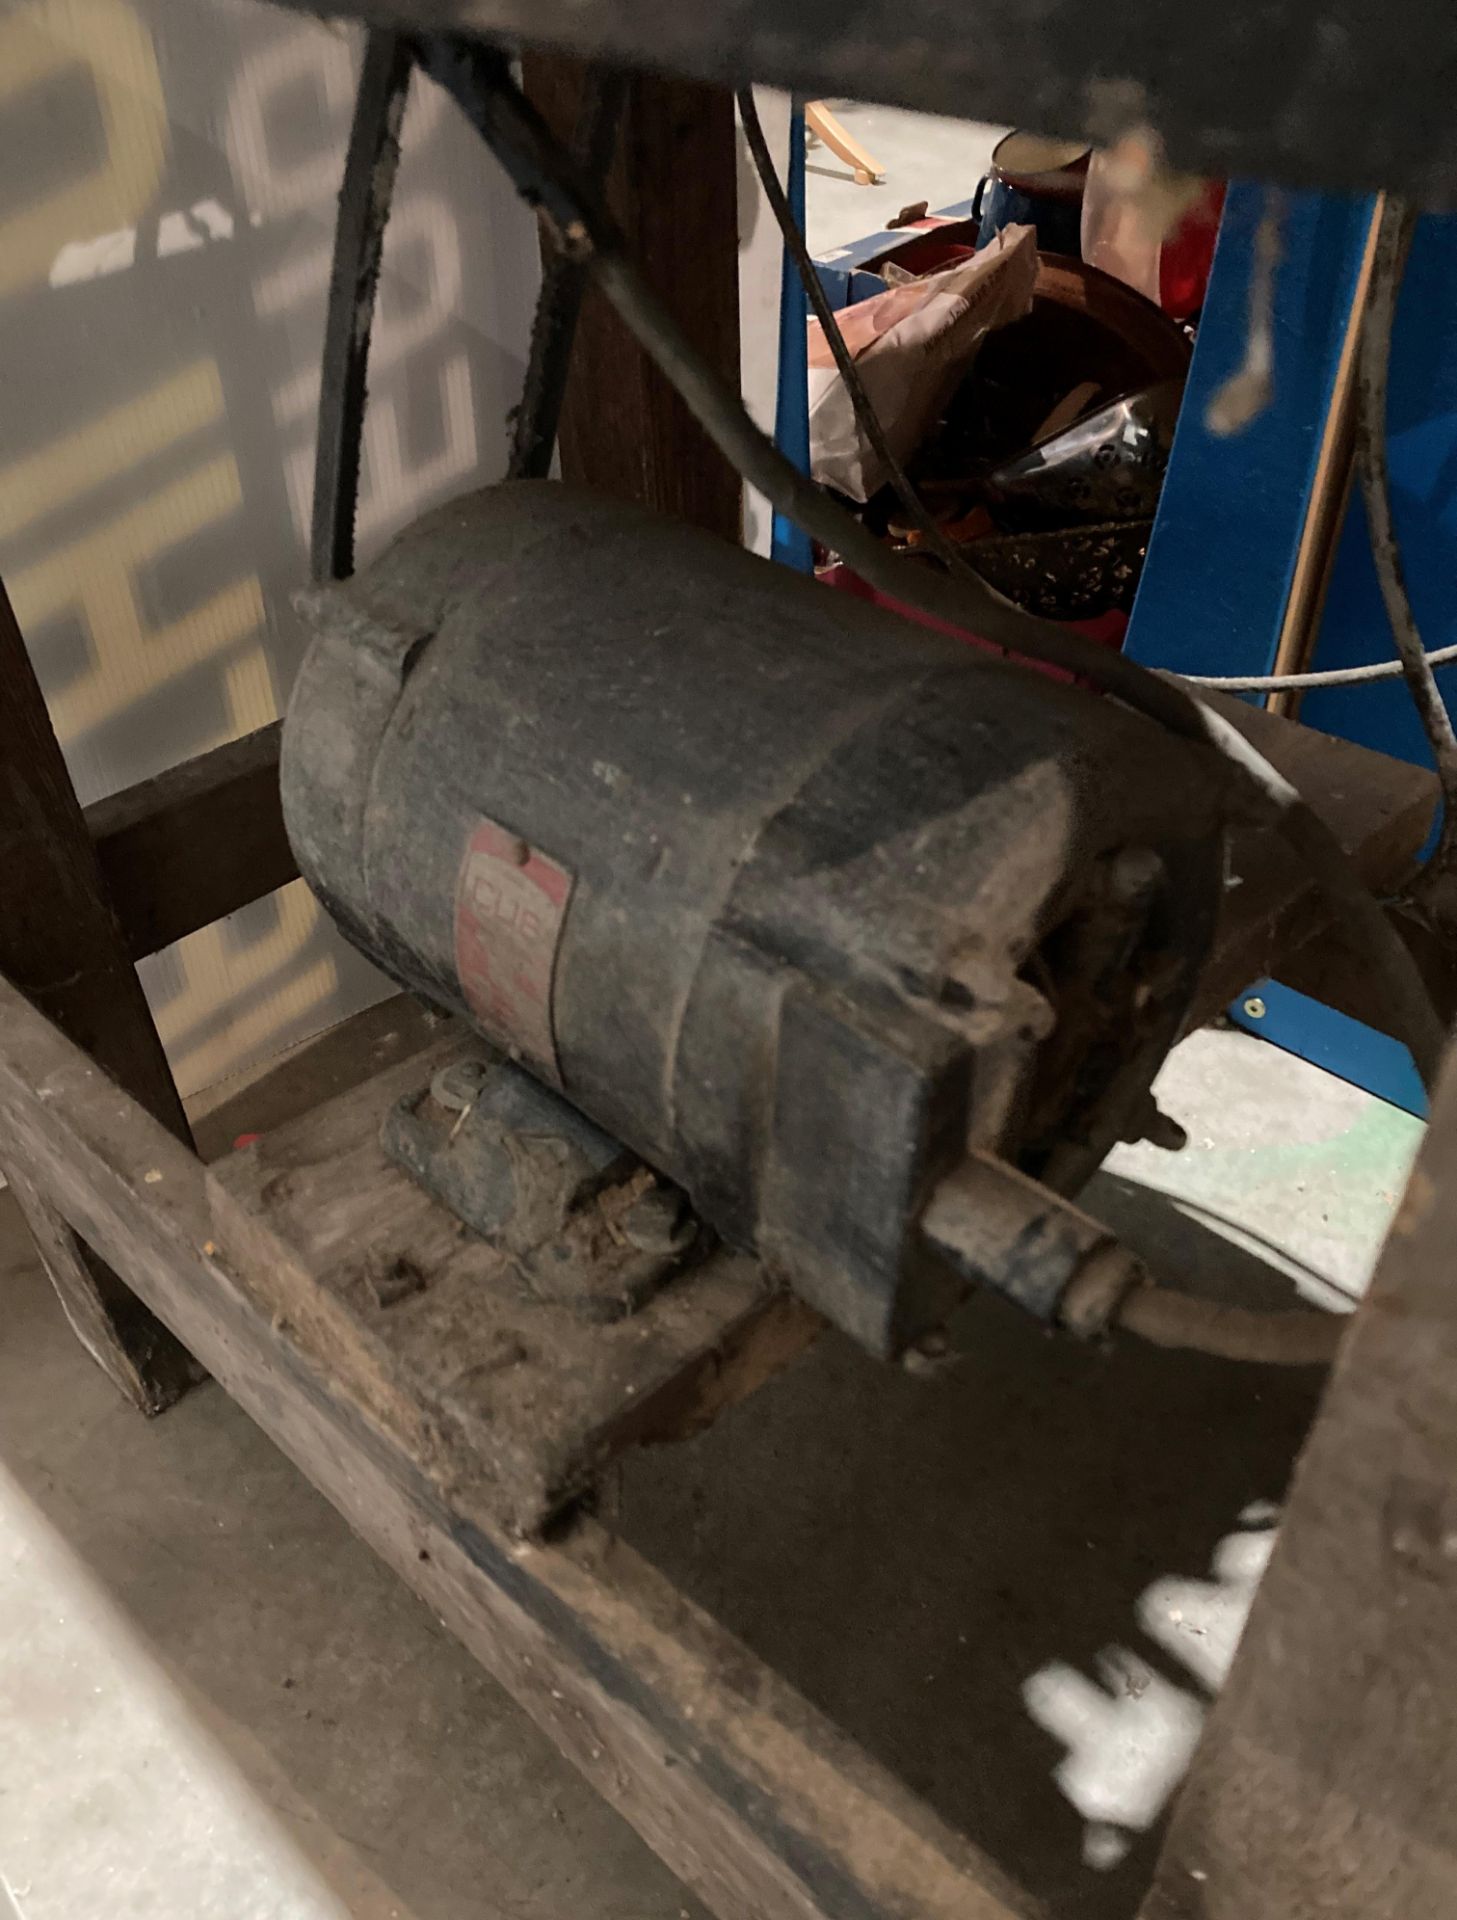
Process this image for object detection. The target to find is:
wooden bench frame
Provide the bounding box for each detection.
[6,545,1455,1915]
[5,56,1455,1906]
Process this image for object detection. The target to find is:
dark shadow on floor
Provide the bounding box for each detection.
[1,1145,1332,1920]
[614,1170,1331,1919]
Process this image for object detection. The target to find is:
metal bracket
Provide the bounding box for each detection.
[381,1052,702,1320]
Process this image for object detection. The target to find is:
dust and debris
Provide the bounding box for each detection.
[366,1253,428,1309]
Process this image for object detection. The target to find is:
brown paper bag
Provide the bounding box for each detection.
[808,225,1039,503]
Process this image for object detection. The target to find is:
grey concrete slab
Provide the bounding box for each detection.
[802,102,1004,253]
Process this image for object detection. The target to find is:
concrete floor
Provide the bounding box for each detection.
[801,101,1003,251]
[0,1021,1421,1919]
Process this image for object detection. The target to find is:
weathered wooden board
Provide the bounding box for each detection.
[1141,1043,1457,1919]
[85,721,296,961]
[521,57,742,539]
[0,971,1018,1920]
[0,577,198,1409]
[210,1029,819,1533]
[1187,688,1439,1027]
[187,991,444,1157]
[1279,897,1457,1042]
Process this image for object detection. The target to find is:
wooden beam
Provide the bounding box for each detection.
[521,56,742,540]
[0,578,198,1410]
[84,721,295,961]
[1141,1041,1457,1917]
[190,992,824,1533]
[1187,690,1438,1027]
[1278,899,1457,1041]
[1264,199,1382,716]
[0,973,1020,1920]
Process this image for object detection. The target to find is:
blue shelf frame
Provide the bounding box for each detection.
[1128,185,1457,1118]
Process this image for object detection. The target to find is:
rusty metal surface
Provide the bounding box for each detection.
[956,518,1153,619]
[311,30,413,583]
[262,0,1457,203]
[382,1051,701,1317]
[919,1150,1141,1329]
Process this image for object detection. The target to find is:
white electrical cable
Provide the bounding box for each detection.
[1177,641,1457,692]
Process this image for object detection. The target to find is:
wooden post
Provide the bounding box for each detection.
[0,577,199,1410]
[520,56,742,541]
[1141,1045,1457,1917]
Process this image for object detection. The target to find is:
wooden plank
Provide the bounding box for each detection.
[247,0,1457,209]
[1141,1042,1457,1918]
[1265,199,1382,717]
[210,1028,820,1533]
[0,577,198,1410]
[521,56,742,539]
[84,721,295,961]
[3,1163,193,1407]
[188,991,445,1161]
[1187,689,1438,1027]
[0,970,1019,1920]
[1278,899,1457,1041]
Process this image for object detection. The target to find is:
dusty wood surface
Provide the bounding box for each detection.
[0,972,1018,1920]
[85,720,296,961]
[0,577,198,1410]
[521,56,742,540]
[1141,1044,1457,1919]
[188,991,443,1159]
[1187,689,1438,1027]
[210,1029,820,1532]
[1279,897,1457,1040]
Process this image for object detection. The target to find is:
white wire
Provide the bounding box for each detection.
[1176,641,1457,691]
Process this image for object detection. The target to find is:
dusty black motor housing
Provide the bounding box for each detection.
[282,484,1225,1355]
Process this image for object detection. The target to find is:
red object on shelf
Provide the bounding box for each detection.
[1081,161,1226,322]
[866,228,978,280]
[858,215,982,277]
[1158,180,1226,319]
[818,561,1128,682]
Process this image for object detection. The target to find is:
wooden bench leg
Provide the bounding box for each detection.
[520,57,742,541]
[1141,1044,1457,1917]
[0,575,202,1411]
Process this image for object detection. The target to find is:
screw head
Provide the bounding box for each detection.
[431,1057,492,1111]
[622,1184,695,1256]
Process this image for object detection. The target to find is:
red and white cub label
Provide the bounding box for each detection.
[453,817,572,1078]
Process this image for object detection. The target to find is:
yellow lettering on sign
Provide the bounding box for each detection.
[156,883,334,1093]
[0,0,166,297]
[0,360,224,542]
[9,457,264,738]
